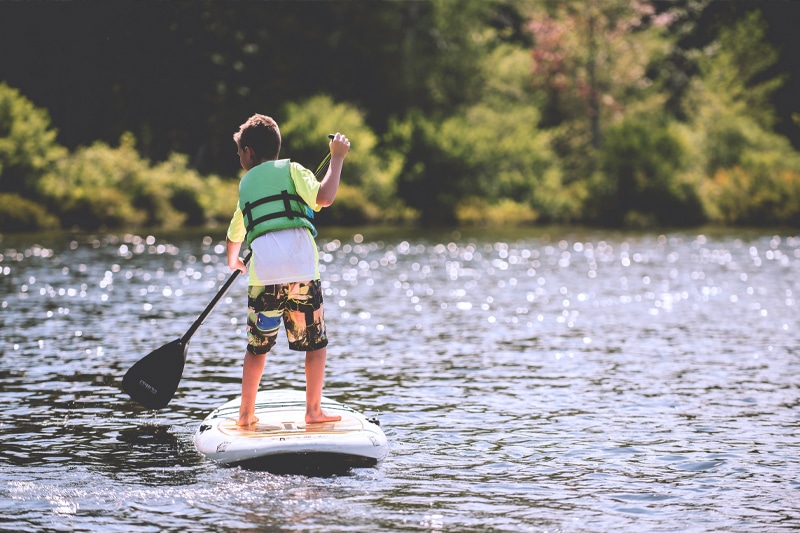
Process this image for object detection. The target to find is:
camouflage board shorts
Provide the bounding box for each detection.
[246,279,328,354]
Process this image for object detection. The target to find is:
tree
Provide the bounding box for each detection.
[527,0,675,174]
[678,10,800,226]
[684,10,784,137]
[592,114,702,227]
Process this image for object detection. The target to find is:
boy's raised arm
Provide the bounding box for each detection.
[316,133,350,207]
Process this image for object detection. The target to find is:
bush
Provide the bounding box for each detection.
[686,112,800,226]
[314,183,380,226]
[455,197,538,226]
[701,166,800,226]
[0,83,68,197]
[390,112,462,225]
[37,133,237,230]
[196,174,240,225]
[280,95,406,224]
[38,133,150,228]
[390,42,583,227]
[392,102,567,225]
[150,152,238,227]
[0,193,60,232]
[591,115,703,227]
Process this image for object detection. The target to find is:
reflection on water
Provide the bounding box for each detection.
[1,227,799,531]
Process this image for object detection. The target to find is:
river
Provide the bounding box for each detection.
[1,226,798,532]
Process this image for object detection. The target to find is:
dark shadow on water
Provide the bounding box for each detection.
[228,452,376,477]
[0,419,202,486]
[102,424,203,486]
[116,424,180,447]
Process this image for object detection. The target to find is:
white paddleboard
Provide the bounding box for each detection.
[193,389,388,473]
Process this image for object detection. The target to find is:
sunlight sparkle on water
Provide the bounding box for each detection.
[0,229,798,531]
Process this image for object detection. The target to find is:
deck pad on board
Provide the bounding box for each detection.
[215,411,365,438]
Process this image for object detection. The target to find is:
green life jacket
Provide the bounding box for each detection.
[238,159,317,245]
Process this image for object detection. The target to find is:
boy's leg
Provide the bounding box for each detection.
[238,284,283,426]
[305,347,341,424]
[238,349,267,426]
[283,280,339,424]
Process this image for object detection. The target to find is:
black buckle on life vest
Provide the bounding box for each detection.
[282,190,294,220]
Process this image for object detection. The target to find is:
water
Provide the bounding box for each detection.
[1,227,799,532]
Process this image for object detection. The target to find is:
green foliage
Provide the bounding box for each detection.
[36,133,235,230]
[527,0,674,144]
[422,0,490,109]
[525,0,684,226]
[281,95,408,224]
[2,2,800,232]
[393,41,579,226]
[0,83,67,196]
[38,133,148,228]
[455,196,538,226]
[701,165,800,227]
[0,193,60,232]
[689,10,784,130]
[675,9,799,226]
[437,103,568,220]
[150,153,238,226]
[694,117,800,226]
[315,184,381,226]
[678,10,786,178]
[590,114,703,227]
[389,112,457,225]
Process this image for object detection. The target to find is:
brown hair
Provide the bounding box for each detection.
[233,114,281,160]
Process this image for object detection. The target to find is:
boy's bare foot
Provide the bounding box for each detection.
[305,411,342,425]
[236,416,259,427]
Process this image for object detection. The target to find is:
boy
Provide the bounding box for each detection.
[226,114,350,426]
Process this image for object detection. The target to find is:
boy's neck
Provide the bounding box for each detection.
[246,157,277,171]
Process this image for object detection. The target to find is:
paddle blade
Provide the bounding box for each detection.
[122,339,188,409]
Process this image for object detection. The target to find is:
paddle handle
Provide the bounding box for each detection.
[313,134,351,179]
[181,251,251,345]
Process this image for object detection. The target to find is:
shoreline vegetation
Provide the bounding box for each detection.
[1,3,799,234]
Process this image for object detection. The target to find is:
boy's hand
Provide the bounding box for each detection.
[229,257,247,275]
[226,239,247,274]
[329,132,350,159]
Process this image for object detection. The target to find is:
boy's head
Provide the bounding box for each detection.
[233,114,281,169]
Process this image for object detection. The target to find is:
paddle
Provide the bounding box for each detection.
[122,251,251,409]
[122,137,340,409]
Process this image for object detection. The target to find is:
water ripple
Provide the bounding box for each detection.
[1,228,799,531]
